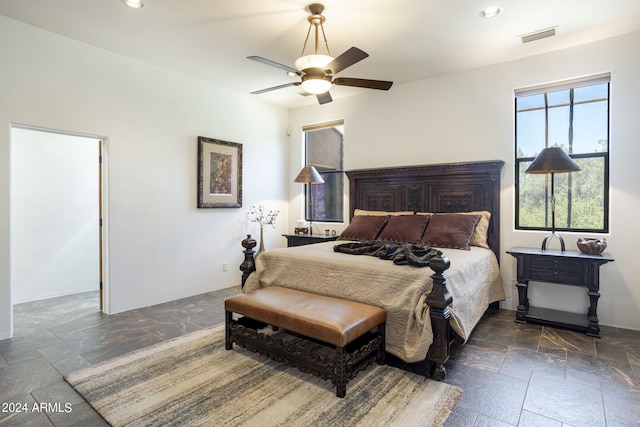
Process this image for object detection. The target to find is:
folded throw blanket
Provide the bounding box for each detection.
[333,241,440,267]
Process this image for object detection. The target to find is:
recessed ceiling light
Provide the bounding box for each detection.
[122,0,144,9]
[480,7,502,18]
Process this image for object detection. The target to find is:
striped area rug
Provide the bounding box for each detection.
[65,325,462,426]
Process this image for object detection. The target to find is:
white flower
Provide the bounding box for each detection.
[246,205,279,228]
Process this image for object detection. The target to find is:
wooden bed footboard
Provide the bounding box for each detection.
[425,252,453,380]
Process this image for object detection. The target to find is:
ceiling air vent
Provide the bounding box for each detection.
[520,27,557,44]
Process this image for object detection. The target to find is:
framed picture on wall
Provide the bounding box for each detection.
[197,136,242,208]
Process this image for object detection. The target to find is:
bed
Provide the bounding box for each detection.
[241,160,505,379]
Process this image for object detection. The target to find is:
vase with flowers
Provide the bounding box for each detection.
[246,204,279,257]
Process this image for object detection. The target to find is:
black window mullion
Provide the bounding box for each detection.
[567,88,575,228]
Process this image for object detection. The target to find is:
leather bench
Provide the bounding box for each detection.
[225,286,386,398]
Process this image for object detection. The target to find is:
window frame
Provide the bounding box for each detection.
[514,75,610,234]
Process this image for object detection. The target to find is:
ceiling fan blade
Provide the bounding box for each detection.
[247,56,300,75]
[325,47,369,75]
[250,82,300,95]
[316,92,333,105]
[334,77,393,90]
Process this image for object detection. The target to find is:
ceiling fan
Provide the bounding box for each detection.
[248,3,393,105]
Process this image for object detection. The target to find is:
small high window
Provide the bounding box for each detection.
[302,120,344,223]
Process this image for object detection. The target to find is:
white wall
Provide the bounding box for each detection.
[2,15,637,338]
[289,30,640,331]
[11,128,99,303]
[0,16,290,338]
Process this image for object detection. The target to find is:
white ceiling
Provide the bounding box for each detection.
[2,0,640,109]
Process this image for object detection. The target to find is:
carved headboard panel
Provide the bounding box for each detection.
[345,160,505,259]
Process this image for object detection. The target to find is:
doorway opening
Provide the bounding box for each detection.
[10,125,108,326]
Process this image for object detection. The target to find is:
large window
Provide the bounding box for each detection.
[515,74,610,232]
[303,120,344,223]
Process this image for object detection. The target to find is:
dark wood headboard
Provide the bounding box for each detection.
[345,160,505,259]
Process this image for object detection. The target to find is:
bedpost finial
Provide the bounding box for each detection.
[429,251,451,274]
[242,234,257,250]
[240,235,257,289]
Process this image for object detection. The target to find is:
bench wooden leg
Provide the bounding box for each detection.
[335,346,347,398]
[376,322,386,365]
[225,310,233,350]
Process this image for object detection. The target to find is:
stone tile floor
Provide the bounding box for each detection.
[1,288,639,426]
[442,310,640,426]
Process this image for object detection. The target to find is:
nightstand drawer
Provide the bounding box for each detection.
[530,268,583,284]
[531,257,582,272]
[530,257,583,284]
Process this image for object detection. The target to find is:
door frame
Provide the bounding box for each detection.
[10,123,110,314]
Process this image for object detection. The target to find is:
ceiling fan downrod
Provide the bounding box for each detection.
[300,3,331,58]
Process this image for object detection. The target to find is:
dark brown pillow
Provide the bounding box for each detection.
[376,215,430,244]
[420,213,481,250]
[339,215,389,241]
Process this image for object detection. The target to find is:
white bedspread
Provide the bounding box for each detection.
[243,241,505,363]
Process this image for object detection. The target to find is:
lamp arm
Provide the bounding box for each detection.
[550,172,556,231]
[541,171,565,251]
[309,184,314,235]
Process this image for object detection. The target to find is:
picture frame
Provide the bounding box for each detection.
[197,136,242,208]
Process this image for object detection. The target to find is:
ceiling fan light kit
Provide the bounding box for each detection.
[294,54,334,72]
[295,52,334,94]
[300,70,332,94]
[248,3,393,104]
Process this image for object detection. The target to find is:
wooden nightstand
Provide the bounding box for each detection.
[282,233,338,247]
[507,247,614,337]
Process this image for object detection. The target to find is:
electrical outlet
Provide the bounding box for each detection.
[223,262,228,272]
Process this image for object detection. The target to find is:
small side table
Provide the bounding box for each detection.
[506,247,614,337]
[282,233,338,247]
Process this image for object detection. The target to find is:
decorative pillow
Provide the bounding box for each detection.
[420,213,481,250]
[354,209,415,216]
[339,215,389,241]
[376,215,431,244]
[417,211,491,249]
[463,211,491,249]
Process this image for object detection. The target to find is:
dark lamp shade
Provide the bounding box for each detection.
[294,165,325,184]
[525,147,581,174]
